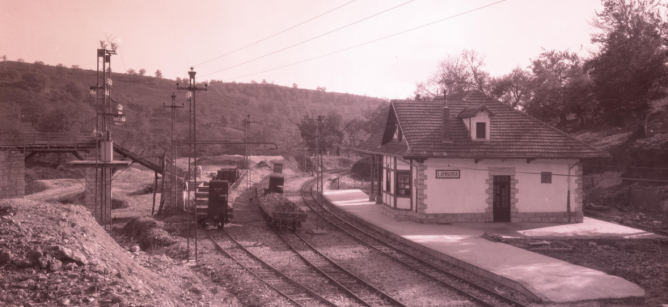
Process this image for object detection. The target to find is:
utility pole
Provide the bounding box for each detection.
[316,115,324,231]
[164,93,184,211]
[244,115,256,199]
[177,67,207,262]
[186,92,192,261]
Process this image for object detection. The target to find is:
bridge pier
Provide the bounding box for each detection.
[0,150,25,199]
[84,166,113,224]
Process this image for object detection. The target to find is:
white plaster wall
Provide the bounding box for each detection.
[423,159,488,214]
[422,158,578,214]
[516,159,578,212]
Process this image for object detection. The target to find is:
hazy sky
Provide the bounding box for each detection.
[1,0,603,99]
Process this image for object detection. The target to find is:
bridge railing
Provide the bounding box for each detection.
[0,133,98,149]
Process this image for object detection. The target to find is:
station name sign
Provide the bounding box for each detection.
[436,170,460,179]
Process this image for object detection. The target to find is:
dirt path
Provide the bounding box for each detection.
[25,179,84,201]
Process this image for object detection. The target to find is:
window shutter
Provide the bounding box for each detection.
[541,172,552,183]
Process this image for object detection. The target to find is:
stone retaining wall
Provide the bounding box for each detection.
[0,150,25,199]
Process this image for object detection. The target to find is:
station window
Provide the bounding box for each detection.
[476,122,486,139]
[541,172,552,184]
[396,171,411,197]
[386,169,391,192]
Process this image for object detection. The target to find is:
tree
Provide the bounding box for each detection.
[64,82,84,101]
[489,67,532,110]
[127,68,136,75]
[291,111,344,153]
[20,72,50,92]
[526,50,594,126]
[2,55,6,61]
[155,69,163,78]
[585,0,668,130]
[0,68,21,81]
[415,49,491,99]
[138,68,146,76]
[292,83,298,89]
[71,65,80,69]
[16,58,24,63]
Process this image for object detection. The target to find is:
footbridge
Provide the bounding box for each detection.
[0,133,165,173]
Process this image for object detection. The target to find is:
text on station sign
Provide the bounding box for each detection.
[436,170,460,179]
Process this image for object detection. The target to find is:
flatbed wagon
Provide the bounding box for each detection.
[257,190,306,231]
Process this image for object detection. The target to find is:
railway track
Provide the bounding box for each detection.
[205,178,407,306]
[276,231,407,307]
[301,171,531,307]
[205,229,336,307]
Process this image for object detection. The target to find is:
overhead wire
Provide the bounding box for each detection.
[200,0,418,78]
[194,0,357,68]
[213,0,507,80]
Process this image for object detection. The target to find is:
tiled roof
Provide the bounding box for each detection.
[359,91,609,159]
[458,105,495,118]
[374,139,408,156]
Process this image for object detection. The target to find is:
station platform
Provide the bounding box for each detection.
[322,189,653,303]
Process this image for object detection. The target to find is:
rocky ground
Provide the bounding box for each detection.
[7,153,668,306]
[0,199,231,307]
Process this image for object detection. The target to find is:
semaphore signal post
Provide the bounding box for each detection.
[176,67,207,262]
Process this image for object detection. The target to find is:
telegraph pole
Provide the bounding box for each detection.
[316,115,324,231]
[244,115,256,199]
[164,93,184,211]
[176,67,207,262]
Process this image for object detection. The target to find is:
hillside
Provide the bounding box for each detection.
[0,61,385,156]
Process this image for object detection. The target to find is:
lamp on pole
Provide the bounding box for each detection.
[176,68,207,262]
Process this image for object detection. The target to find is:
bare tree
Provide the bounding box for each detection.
[414,49,492,99]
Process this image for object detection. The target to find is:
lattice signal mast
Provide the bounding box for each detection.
[88,47,118,231]
[176,68,207,262]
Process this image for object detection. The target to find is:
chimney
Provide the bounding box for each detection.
[442,90,450,142]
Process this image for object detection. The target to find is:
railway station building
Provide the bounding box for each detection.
[353,91,609,224]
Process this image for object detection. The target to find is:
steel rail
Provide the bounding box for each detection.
[304,171,531,307]
[205,229,335,307]
[275,229,406,307]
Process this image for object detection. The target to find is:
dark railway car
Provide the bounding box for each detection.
[257,191,306,231]
[196,180,234,228]
[216,165,239,184]
[267,174,284,194]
